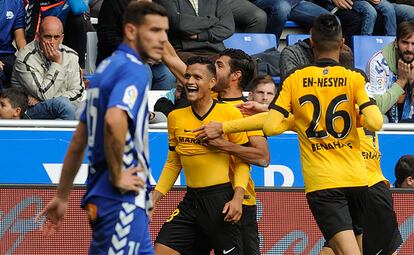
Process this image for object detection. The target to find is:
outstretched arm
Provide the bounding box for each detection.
[37,121,87,235]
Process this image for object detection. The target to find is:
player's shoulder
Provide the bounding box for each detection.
[216,100,240,112]
[169,106,192,119]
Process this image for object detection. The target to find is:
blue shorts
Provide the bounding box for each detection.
[85,197,154,255]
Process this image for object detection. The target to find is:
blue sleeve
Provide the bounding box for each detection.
[13,0,26,30]
[107,66,149,120]
[67,0,88,15]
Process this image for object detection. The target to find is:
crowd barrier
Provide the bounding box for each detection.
[1,121,414,187]
[1,186,413,255]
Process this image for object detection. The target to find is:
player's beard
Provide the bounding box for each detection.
[213,74,230,92]
[397,47,414,64]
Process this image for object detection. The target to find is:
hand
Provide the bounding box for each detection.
[236,101,269,116]
[202,136,229,150]
[222,196,243,223]
[0,60,4,70]
[35,196,68,236]
[369,0,381,4]
[193,121,223,140]
[149,190,164,222]
[397,59,414,88]
[332,0,353,9]
[28,96,40,106]
[112,166,146,194]
[42,41,61,64]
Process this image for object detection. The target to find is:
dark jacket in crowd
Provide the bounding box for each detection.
[154,0,235,53]
[96,0,129,64]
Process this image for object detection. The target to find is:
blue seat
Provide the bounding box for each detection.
[286,34,309,46]
[223,33,277,56]
[353,35,395,71]
[285,21,300,28]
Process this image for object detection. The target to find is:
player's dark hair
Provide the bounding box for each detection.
[311,14,343,52]
[219,48,257,90]
[123,1,168,27]
[248,74,277,93]
[186,56,216,77]
[0,87,28,118]
[394,155,414,187]
[397,21,414,41]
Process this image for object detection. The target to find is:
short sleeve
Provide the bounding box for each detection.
[354,73,375,110]
[270,78,292,118]
[167,111,178,149]
[107,67,149,120]
[14,0,26,30]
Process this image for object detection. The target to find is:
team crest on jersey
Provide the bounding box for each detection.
[376,77,385,90]
[6,11,14,19]
[323,68,328,76]
[365,82,377,97]
[123,85,138,108]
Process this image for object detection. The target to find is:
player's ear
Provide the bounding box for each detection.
[124,23,137,42]
[339,38,345,49]
[209,77,216,89]
[248,91,253,101]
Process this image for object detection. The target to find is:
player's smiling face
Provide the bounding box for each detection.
[184,64,216,102]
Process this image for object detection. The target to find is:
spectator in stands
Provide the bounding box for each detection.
[352,0,396,36]
[0,0,26,90]
[155,0,234,62]
[25,0,90,69]
[0,87,28,119]
[394,154,414,188]
[280,37,353,80]
[230,0,267,33]
[313,0,363,47]
[154,82,191,117]
[97,0,176,90]
[250,0,331,44]
[248,75,276,105]
[235,75,277,116]
[366,21,414,123]
[11,16,85,120]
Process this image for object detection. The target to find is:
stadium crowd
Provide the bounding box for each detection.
[1,0,414,122]
[2,0,413,255]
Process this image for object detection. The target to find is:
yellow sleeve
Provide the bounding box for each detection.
[360,105,383,131]
[263,109,286,137]
[232,155,250,190]
[227,106,250,145]
[155,150,182,195]
[167,111,177,148]
[223,112,267,134]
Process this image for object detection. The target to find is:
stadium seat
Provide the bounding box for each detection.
[286,34,309,46]
[223,33,277,56]
[285,21,300,28]
[353,35,395,71]
[85,31,98,75]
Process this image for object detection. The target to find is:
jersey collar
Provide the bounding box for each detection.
[192,100,217,121]
[315,58,338,67]
[117,43,143,62]
[218,96,247,102]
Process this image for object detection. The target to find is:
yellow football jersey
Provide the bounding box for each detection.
[168,101,249,188]
[272,59,374,193]
[357,128,389,187]
[220,97,263,206]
